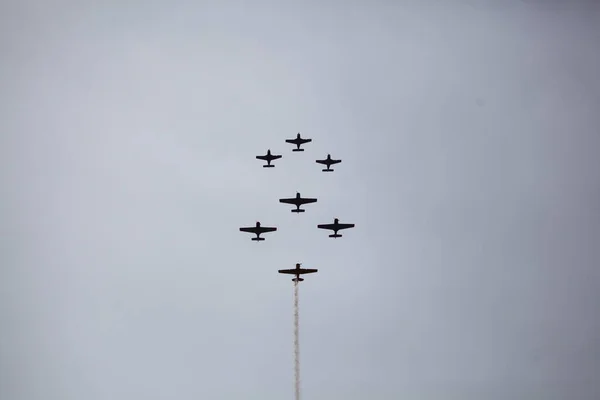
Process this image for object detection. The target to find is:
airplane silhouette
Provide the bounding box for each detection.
[256,149,282,168]
[279,192,318,213]
[316,154,342,172]
[239,221,277,241]
[285,133,312,152]
[279,263,318,282]
[317,218,355,238]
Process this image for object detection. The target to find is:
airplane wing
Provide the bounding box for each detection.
[278,269,298,274]
[279,198,298,205]
[258,227,277,233]
[278,268,318,274]
[239,227,259,234]
[256,155,268,161]
[302,139,312,143]
[272,155,282,160]
[315,159,327,165]
[285,139,296,144]
[330,159,341,164]
[317,223,336,230]
[298,198,317,205]
[299,268,318,274]
[337,223,355,230]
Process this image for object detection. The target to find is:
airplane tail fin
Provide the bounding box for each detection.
[263,164,274,168]
[329,234,342,238]
[291,209,306,213]
[292,148,304,152]
[322,168,334,172]
[251,237,265,241]
[292,277,304,282]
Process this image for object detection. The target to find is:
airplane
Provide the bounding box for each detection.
[317,218,355,238]
[316,154,342,172]
[239,221,277,241]
[256,149,282,168]
[279,263,318,282]
[285,133,312,152]
[279,192,317,213]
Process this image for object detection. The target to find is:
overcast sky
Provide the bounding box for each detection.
[2,1,600,399]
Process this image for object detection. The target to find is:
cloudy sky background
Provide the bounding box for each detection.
[2,0,600,399]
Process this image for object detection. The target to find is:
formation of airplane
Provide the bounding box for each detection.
[256,149,282,168]
[255,134,343,172]
[285,133,312,152]
[317,218,355,238]
[279,192,318,213]
[243,133,356,288]
[315,154,342,172]
[239,221,277,241]
[279,263,318,282]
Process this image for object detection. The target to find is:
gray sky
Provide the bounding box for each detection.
[2,1,600,399]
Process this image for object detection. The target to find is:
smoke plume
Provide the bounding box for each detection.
[294,281,300,400]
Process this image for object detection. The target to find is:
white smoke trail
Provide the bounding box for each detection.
[294,281,300,400]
